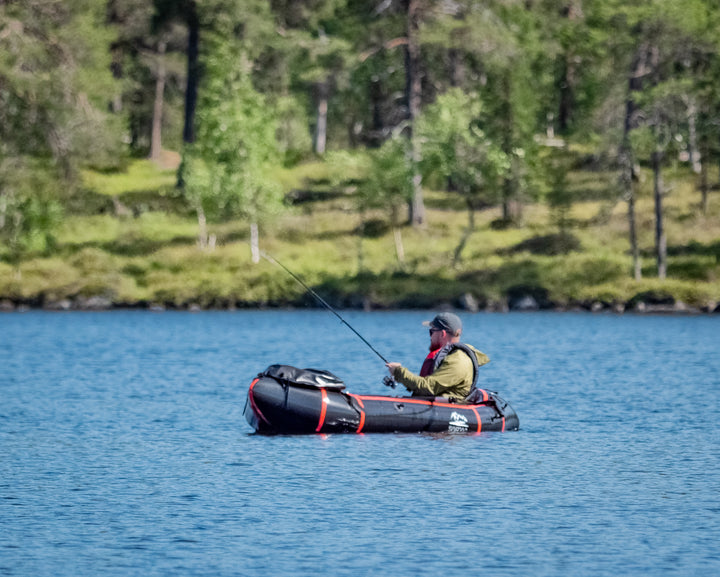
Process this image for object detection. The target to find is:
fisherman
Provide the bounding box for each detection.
[385,312,489,401]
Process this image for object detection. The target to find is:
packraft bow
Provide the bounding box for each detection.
[244,365,520,435]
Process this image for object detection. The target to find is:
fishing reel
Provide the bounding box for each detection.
[382,376,397,389]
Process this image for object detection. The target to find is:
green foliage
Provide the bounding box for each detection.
[0,0,123,271]
[3,0,720,309]
[275,95,314,164]
[357,137,412,217]
[181,19,283,228]
[462,6,544,216]
[0,158,63,266]
[12,258,81,300]
[324,150,370,186]
[419,88,509,204]
[0,0,123,171]
[543,148,575,233]
[2,163,720,309]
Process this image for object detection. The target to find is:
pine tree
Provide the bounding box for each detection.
[0,0,122,267]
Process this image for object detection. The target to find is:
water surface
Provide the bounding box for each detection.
[2,311,719,576]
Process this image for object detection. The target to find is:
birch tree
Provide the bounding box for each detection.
[180,1,283,260]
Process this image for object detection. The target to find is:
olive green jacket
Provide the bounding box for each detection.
[391,344,490,400]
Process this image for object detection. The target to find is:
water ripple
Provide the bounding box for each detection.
[1,311,719,576]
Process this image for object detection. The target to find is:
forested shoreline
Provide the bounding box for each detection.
[1,1,720,313]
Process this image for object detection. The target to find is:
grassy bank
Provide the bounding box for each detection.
[1,156,719,312]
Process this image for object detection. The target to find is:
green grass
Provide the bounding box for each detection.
[2,154,720,310]
[81,160,177,197]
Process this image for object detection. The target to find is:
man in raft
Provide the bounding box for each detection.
[385,312,489,401]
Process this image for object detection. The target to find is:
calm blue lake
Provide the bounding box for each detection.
[1,310,719,576]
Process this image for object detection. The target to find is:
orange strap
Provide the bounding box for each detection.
[315,389,328,432]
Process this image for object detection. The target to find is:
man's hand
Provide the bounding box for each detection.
[385,362,402,375]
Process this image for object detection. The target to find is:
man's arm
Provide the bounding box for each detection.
[391,352,473,397]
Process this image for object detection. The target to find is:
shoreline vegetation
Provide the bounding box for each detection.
[3,2,720,318]
[4,3,720,318]
[1,293,717,315]
[1,157,719,316]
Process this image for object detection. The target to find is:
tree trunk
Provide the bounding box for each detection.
[409,144,424,226]
[0,192,6,229]
[686,99,701,174]
[652,150,667,279]
[453,197,476,266]
[150,40,167,164]
[250,222,260,264]
[499,72,519,225]
[620,93,641,280]
[390,206,405,265]
[502,179,512,223]
[183,1,199,144]
[557,0,582,134]
[502,180,517,224]
[620,133,641,280]
[356,213,365,274]
[700,132,709,214]
[449,49,465,87]
[405,0,425,227]
[196,203,208,250]
[110,47,123,114]
[621,46,649,281]
[314,81,328,155]
[370,76,384,146]
[393,225,405,264]
[546,112,555,139]
[646,42,665,280]
[558,55,575,134]
[628,189,641,281]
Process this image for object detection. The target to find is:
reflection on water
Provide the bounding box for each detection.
[1,311,719,576]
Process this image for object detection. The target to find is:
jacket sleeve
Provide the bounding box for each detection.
[392,351,474,397]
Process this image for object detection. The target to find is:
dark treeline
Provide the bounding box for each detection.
[1,0,720,279]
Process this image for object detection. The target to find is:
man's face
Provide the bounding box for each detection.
[429,327,446,350]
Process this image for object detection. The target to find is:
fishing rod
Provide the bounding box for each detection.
[259,250,390,365]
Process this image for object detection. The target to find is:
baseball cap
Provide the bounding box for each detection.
[422,312,462,333]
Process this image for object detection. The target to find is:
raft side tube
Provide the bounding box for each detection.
[245,376,361,434]
[352,395,512,433]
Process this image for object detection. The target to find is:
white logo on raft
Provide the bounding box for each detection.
[448,411,469,432]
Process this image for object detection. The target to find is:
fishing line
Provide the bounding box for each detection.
[259,250,390,364]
